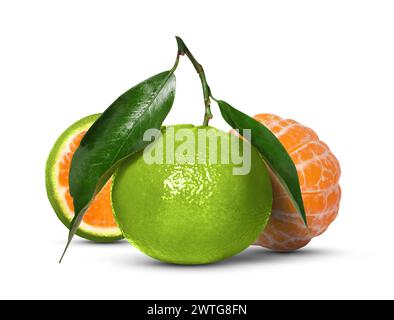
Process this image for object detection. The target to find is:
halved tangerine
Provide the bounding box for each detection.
[45,114,123,242]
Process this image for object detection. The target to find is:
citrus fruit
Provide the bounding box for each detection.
[253,114,341,251]
[111,124,272,264]
[45,114,123,242]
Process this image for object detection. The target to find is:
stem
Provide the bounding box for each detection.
[170,54,180,74]
[175,36,213,126]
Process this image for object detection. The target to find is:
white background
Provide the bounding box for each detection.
[1,0,393,300]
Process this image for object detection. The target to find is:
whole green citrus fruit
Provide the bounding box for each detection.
[111,124,272,264]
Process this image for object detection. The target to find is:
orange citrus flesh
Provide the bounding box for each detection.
[254,114,341,251]
[58,131,117,228]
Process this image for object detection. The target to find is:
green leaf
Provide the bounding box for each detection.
[217,100,307,224]
[60,71,176,262]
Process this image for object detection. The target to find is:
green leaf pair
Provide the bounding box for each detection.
[60,37,306,262]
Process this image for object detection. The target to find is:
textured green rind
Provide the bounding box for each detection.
[111,125,273,264]
[45,114,123,242]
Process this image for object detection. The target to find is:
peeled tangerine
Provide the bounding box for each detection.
[254,114,341,251]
